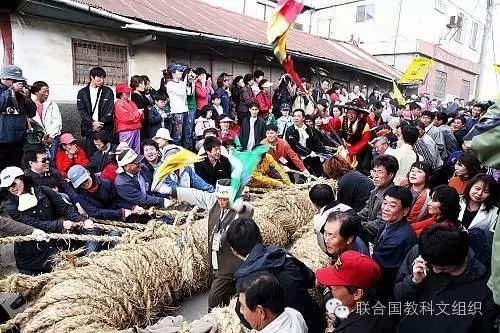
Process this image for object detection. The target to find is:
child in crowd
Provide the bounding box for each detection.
[276,103,293,138]
[194,105,216,145]
[149,91,171,138]
[211,93,223,118]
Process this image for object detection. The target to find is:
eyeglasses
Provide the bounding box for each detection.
[37,157,50,163]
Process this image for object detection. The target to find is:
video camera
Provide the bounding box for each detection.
[13,80,31,91]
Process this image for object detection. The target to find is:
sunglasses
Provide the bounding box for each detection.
[37,157,51,163]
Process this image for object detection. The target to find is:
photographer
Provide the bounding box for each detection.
[0,65,36,171]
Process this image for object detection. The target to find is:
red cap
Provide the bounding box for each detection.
[315,250,381,289]
[116,82,131,94]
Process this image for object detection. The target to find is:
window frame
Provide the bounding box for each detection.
[435,0,447,14]
[454,13,466,44]
[356,4,374,23]
[469,21,479,50]
[434,70,448,100]
[460,79,471,99]
[72,38,128,86]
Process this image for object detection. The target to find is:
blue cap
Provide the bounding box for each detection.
[67,165,90,188]
[280,103,290,111]
[0,65,26,81]
[167,63,186,73]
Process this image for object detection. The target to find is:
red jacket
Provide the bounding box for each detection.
[55,147,89,177]
[195,81,210,110]
[100,163,118,182]
[261,137,306,171]
[256,91,272,118]
[114,100,143,133]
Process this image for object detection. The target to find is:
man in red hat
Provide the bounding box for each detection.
[316,250,395,333]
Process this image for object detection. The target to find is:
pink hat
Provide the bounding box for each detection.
[59,133,77,145]
[116,83,131,94]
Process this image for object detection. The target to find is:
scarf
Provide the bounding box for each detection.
[294,123,309,147]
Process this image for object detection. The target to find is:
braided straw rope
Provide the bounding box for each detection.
[0,179,336,332]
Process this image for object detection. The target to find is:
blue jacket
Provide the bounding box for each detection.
[0,82,37,144]
[148,105,171,137]
[114,165,167,208]
[164,166,214,192]
[372,217,417,300]
[234,243,327,333]
[214,87,230,115]
[69,177,130,219]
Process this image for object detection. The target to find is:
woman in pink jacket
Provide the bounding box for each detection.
[114,83,144,154]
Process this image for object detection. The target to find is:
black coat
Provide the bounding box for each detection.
[333,311,395,333]
[88,144,117,174]
[76,84,114,137]
[395,247,497,333]
[4,186,85,272]
[239,117,266,151]
[285,124,327,157]
[234,243,327,333]
[131,92,153,139]
[0,82,37,144]
[194,155,232,187]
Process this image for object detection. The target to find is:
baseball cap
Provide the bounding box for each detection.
[167,63,186,73]
[315,251,381,289]
[153,128,173,141]
[116,148,144,173]
[67,165,90,188]
[0,166,24,188]
[59,133,77,145]
[219,116,234,123]
[116,82,131,94]
[0,65,26,81]
[280,103,290,111]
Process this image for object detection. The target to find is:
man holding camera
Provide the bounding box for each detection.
[0,65,36,171]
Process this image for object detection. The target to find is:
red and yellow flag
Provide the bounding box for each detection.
[266,0,304,90]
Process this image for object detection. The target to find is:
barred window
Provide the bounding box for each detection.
[72,39,128,86]
[460,79,471,99]
[434,70,447,100]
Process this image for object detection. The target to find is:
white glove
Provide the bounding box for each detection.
[83,219,94,229]
[282,165,291,173]
[32,229,50,242]
[309,151,318,158]
[76,203,88,217]
[232,197,245,214]
[164,198,172,208]
[132,206,146,215]
[62,220,74,230]
[303,169,310,176]
[123,209,133,218]
[161,113,169,118]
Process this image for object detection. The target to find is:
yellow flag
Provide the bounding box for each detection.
[400,57,433,83]
[494,64,500,75]
[393,81,406,105]
[152,149,204,190]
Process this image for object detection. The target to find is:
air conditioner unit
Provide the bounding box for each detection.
[293,22,304,31]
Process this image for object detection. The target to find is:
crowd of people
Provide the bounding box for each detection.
[0,61,499,332]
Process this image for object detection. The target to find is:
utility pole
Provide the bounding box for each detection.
[475,0,494,100]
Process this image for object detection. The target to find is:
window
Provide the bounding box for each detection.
[435,0,447,14]
[257,2,274,21]
[469,21,479,49]
[460,79,471,99]
[317,19,334,38]
[454,13,467,43]
[356,4,374,22]
[72,39,128,85]
[434,70,447,99]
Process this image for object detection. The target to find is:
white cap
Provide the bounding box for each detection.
[153,128,173,141]
[0,167,24,188]
[116,149,144,173]
[215,179,231,199]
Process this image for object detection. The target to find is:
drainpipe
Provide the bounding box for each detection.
[0,12,13,64]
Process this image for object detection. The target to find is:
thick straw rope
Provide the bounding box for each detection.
[0,181,335,332]
[0,233,121,245]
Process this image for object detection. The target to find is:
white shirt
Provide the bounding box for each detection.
[258,307,308,333]
[89,86,99,122]
[247,117,257,150]
[387,143,421,184]
[166,79,188,114]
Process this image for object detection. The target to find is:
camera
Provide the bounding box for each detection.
[187,70,197,81]
[13,80,31,91]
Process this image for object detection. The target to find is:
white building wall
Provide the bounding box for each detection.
[10,15,166,103]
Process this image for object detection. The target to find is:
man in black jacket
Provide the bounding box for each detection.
[88,131,117,175]
[76,67,114,158]
[395,223,497,333]
[227,218,327,333]
[194,136,231,187]
[0,65,36,171]
[239,102,266,151]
